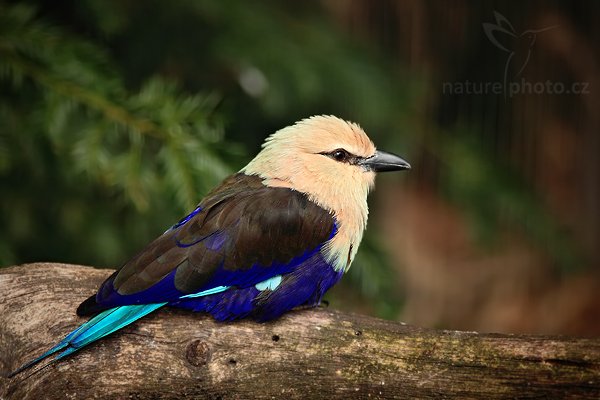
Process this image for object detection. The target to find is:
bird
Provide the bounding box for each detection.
[9,115,410,377]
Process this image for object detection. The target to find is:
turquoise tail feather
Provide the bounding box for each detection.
[8,303,166,378]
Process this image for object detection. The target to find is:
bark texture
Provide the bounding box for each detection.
[1,263,599,399]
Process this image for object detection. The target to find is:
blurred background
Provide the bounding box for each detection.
[1,0,598,335]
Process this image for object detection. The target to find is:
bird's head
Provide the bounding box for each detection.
[242,115,409,271]
[242,115,409,210]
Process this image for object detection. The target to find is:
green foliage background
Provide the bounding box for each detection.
[0,1,582,320]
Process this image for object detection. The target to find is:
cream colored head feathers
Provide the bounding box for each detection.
[242,115,379,272]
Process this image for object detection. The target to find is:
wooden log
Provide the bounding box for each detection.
[0,263,599,399]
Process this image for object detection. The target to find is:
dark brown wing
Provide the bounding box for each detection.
[78,173,336,315]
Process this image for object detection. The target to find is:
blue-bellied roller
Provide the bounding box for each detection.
[9,115,410,377]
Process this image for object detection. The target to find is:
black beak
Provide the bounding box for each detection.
[360,150,411,172]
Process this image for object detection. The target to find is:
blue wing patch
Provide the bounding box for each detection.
[179,285,230,299]
[166,206,202,233]
[255,275,282,291]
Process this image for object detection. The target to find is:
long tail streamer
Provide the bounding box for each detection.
[8,302,166,378]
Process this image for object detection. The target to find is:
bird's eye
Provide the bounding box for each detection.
[331,149,349,162]
[319,148,355,163]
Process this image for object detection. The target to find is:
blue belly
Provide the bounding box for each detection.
[168,251,343,321]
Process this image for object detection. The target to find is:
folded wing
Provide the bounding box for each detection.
[78,173,336,315]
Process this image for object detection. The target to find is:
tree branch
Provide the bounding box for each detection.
[1,263,599,399]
